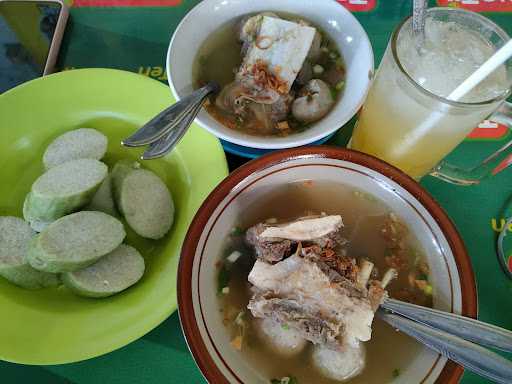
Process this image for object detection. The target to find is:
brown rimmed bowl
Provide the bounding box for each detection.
[178,147,477,384]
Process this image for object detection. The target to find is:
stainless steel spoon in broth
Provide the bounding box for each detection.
[378,299,512,384]
[121,82,219,158]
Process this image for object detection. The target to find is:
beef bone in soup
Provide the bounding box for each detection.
[247,215,396,382]
[216,182,433,383]
[193,13,346,137]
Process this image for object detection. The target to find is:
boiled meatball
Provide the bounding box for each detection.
[292,79,334,123]
[312,342,366,382]
[254,317,307,357]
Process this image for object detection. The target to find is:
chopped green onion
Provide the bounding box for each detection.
[335,80,345,91]
[226,250,242,263]
[330,87,338,100]
[329,51,338,60]
[235,311,245,327]
[313,64,324,75]
[413,251,422,266]
[281,323,290,330]
[217,264,230,294]
[423,284,433,296]
[231,226,244,236]
[392,368,401,378]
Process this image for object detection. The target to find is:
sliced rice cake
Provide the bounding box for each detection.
[111,160,140,203]
[0,216,59,289]
[116,168,174,239]
[23,158,108,227]
[43,128,108,169]
[22,198,52,232]
[62,244,145,298]
[27,211,126,273]
[85,174,118,216]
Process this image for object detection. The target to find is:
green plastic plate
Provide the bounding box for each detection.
[0,68,228,364]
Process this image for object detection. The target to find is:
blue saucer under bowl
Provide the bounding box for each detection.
[221,132,336,159]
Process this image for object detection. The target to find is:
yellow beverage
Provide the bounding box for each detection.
[351,9,509,180]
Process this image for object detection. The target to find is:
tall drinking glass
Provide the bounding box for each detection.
[351,7,512,185]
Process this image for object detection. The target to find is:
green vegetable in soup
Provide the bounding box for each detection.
[217,262,230,294]
[231,226,244,236]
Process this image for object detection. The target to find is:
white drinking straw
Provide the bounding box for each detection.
[390,39,512,159]
[448,39,512,101]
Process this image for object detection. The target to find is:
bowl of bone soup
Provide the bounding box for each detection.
[179,147,477,384]
[167,0,373,150]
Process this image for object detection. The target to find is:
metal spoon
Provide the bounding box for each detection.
[141,98,204,160]
[121,82,219,154]
[382,298,512,352]
[378,310,512,384]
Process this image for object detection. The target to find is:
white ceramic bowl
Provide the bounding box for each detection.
[167,0,373,150]
[179,147,477,384]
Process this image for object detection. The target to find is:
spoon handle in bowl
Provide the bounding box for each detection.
[382,298,512,353]
[378,311,512,384]
[141,99,204,160]
[122,82,218,147]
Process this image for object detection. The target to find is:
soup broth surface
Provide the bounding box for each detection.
[194,13,345,137]
[217,181,433,383]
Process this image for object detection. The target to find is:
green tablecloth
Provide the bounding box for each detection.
[2,0,512,383]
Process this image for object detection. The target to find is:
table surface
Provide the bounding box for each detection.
[2,0,512,383]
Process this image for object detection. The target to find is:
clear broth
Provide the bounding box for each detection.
[218,181,433,383]
[193,14,345,137]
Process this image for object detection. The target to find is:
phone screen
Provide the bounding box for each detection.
[0,1,62,93]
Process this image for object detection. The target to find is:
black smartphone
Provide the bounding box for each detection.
[0,0,68,93]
